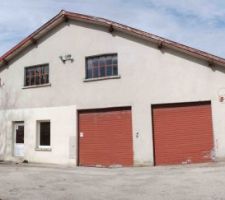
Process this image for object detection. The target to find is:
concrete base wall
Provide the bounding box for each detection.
[0,101,224,166]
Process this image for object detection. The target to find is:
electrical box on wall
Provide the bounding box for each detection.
[218,88,225,103]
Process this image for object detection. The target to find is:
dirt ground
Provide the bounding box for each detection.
[0,162,225,200]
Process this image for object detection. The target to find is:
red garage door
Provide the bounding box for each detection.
[78,107,133,167]
[152,101,214,166]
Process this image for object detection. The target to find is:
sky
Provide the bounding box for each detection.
[1,0,225,58]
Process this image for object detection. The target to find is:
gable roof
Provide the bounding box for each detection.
[0,10,224,68]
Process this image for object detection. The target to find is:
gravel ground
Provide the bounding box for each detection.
[0,162,225,200]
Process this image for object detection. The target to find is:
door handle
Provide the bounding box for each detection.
[80,132,84,138]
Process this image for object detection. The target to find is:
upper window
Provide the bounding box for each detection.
[25,64,49,86]
[86,54,118,79]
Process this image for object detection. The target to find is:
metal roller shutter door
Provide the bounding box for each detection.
[152,102,214,166]
[78,107,133,167]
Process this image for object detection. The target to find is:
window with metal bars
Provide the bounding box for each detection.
[24,64,49,86]
[86,54,118,79]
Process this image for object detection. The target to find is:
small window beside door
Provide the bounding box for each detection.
[36,121,51,151]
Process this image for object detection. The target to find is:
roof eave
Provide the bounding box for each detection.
[64,11,225,68]
[0,11,66,67]
[0,10,225,68]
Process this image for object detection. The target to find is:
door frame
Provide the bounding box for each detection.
[13,121,25,157]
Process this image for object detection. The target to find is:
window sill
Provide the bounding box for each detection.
[22,83,51,89]
[35,147,52,152]
[83,75,121,82]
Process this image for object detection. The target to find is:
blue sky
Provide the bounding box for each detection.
[1,0,225,57]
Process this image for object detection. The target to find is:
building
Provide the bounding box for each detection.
[0,10,225,167]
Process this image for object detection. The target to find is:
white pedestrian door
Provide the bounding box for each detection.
[14,123,24,157]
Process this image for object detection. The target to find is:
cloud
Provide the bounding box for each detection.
[1,0,225,58]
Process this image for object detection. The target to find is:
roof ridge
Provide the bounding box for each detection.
[0,10,225,68]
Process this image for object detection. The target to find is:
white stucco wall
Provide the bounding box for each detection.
[0,20,225,165]
[0,106,76,165]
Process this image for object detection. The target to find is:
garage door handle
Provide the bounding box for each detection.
[80,132,84,138]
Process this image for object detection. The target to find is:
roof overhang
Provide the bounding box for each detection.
[0,10,224,68]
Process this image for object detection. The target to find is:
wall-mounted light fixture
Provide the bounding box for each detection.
[59,54,74,63]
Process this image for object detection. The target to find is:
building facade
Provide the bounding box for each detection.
[0,11,225,166]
